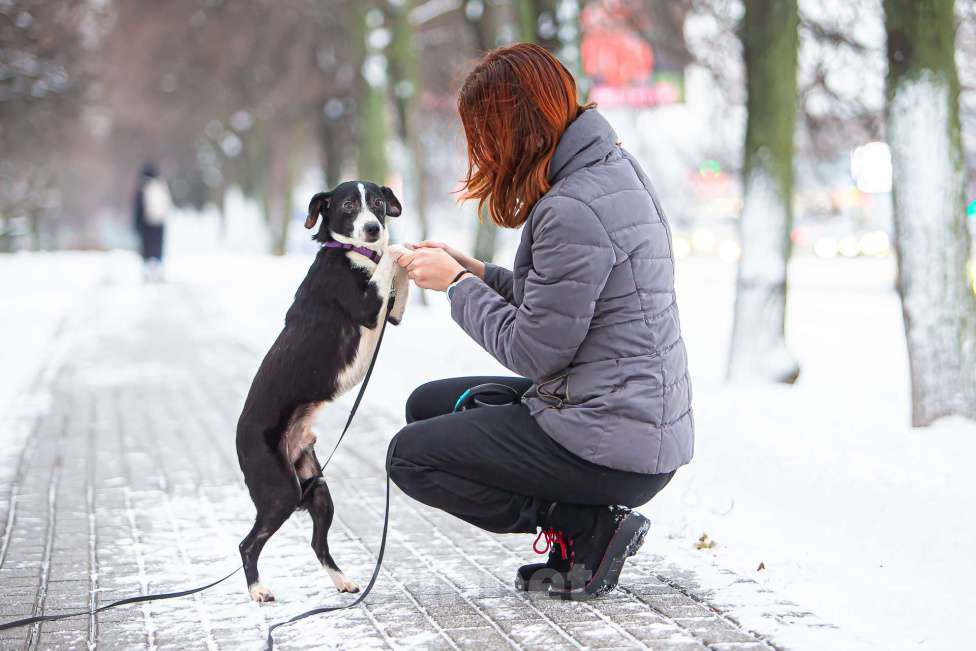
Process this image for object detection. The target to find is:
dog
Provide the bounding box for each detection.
[236,181,409,602]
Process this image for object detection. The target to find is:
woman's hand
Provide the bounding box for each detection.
[412,240,485,280]
[397,246,469,292]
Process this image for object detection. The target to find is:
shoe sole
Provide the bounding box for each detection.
[548,512,650,601]
[515,565,562,592]
[515,575,551,592]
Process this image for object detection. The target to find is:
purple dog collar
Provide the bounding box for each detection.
[322,240,382,263]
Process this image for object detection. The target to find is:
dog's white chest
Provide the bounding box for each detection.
[335,319,385,397]
[333,244,407,397]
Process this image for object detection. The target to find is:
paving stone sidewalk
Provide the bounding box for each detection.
[0,278,829,650]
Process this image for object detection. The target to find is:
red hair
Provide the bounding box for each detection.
[458,43,591,228]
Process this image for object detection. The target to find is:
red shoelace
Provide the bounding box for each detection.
[533,527,569,560]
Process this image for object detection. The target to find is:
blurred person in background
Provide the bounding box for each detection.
[133,162,172,282]
[390,43,693,600]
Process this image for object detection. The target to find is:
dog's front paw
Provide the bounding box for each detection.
[388,266,409,325]
[386,244,410,261]
[249,582,276,603]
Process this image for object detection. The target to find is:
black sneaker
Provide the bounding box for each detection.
[543,504,650,601]
[515,527,572,591]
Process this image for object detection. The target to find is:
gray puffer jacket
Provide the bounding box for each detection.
[450,109,693,474]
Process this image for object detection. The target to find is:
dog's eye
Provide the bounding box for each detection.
[373,199,384,209]
[342,201,353,211]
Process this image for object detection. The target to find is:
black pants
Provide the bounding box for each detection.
[387,376,675,534]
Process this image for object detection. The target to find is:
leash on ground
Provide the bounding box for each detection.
[0,287,396,651]
[0,566,243,632]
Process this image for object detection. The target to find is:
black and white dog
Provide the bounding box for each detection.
[236,181,409,602]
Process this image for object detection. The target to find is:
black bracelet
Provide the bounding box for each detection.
[450,269,473,285]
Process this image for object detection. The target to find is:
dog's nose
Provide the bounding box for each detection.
[364,222,381,239]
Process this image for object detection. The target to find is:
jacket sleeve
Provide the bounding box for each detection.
[450,197,615,380]
[483,262,515,303]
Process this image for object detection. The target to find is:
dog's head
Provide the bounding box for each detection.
[305,181,402,250]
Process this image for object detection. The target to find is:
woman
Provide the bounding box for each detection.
[392,43,693,600]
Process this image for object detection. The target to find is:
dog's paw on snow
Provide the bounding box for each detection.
[336,578,361,593]
[249,582,276,603]
[327,569,361,593]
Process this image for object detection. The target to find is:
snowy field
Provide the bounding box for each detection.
[2,246,973,650]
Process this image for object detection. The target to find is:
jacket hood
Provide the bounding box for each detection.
[547,109,619,184]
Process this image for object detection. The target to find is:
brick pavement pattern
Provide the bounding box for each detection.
[0,280,823,650]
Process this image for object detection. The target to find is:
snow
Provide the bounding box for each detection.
[0,250,137,421]
[168,251,976,649]
[3,249,975,650]
[0,251,142,534]
[655,256,976,650]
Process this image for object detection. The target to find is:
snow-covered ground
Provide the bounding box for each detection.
[0,252,130,417]
[3,248,973,650]
[653,257,976,651]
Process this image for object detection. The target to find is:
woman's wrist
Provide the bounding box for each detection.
[449,269,474,285]
[466,258,486,280]
[446,268,475,299]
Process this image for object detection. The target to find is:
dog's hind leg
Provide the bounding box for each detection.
[299,452,360,594]
[240,504,293,602]
[240,452,302,602]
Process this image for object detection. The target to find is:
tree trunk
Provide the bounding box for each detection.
[465,0,498,53]
[387,0,428,241]
[277,165,294,257]
[28,211,41,251]
[517,0,583,90]
[518,0,558,51]
[267,142,292,257]
[214,175,229,243]
[884,0,976,425]
[387,0,429,304]
[243,121,269,213]
[727,0,801,383]
[356,4,388,184]
[318,117,345,190]
[0,217,11,253]
[473,205,499,262]
[465,0,502,263]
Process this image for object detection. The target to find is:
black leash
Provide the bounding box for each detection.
[0,566,242,632]
[0,288,396,650]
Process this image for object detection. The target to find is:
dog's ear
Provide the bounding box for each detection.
[305,192,331,229]
[380,186,402,217]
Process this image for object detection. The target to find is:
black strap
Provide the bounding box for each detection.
[0,566,242,631]
[0,281,396,646]
[448,269,472,285]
